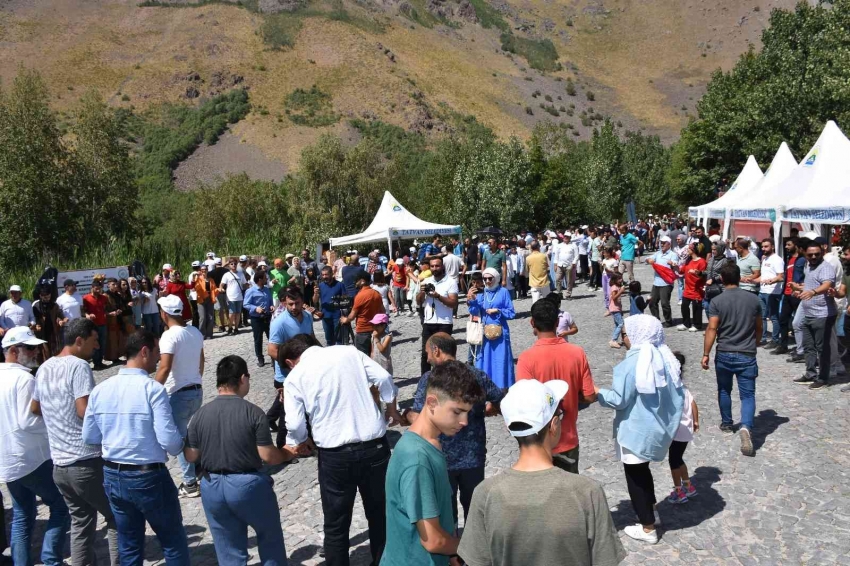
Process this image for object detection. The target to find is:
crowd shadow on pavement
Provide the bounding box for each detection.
[751,409,790,451]
[610,466,726,536]
[288,530,373,565]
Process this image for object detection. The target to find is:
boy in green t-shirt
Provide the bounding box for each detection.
[381,361,484,566]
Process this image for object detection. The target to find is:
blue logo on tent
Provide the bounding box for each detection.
[392,205,401,212]
[804,148,818,166]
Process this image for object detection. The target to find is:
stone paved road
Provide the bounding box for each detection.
[10,261,850,565]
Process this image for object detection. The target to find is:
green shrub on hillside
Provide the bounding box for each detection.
[284,86,339,127]
[467,0,509,31]
[261,13,302,50]
[500,33,560,72]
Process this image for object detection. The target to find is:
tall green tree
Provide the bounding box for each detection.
[621,130,672,216]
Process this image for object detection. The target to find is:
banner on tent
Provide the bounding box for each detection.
[731,209,777,221]
[391,227,461,238]
[784,208,850,223]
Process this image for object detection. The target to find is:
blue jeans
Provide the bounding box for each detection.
[103,467,189,566]
[714,352,758,431]
[93,324,107,366]
[611,312,624,342]
[759,293,781,343]
[143,313,160,336]
[201,472,287,566]
[322,316,340,347]
[169,388,203,484]
[6,459,69,566]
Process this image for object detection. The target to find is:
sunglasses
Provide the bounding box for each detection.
[806,253,822,258]
[21,344,39,351]
[483,277,494,282]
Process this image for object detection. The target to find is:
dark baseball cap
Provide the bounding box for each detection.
[63,279,77,287]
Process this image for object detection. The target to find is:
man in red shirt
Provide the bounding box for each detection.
[390,256,409,316]
[516,298,597,473]
[82,280,108,370]
[339,271,385,356]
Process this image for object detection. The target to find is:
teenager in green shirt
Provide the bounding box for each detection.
[269,258,290,307]
[382,361,484,566]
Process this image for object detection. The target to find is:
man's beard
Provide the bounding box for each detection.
[18,350,39,369]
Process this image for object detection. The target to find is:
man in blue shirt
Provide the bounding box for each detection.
[618,224,642,283]
[418,234,443,264]
[267,287,316,444]
[406,333,503,527]
[314,266,348,346]
[243,271,274,367]
[646,236,679,327]
[82,330,188,565]
[452,236,463,258]
[341,251,362,298]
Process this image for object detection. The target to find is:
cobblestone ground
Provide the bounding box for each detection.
[9,261,850,564]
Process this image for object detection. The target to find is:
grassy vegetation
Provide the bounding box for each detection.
[260,13,303,50]
[500,33,560,72]
[284,86,339,127]
[327,3,386,34]
[466,0,509,31]
[399,0,440,28]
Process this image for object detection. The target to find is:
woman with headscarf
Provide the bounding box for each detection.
[467,267,516,390]
[704,240,729,314]
[596,314,685,545]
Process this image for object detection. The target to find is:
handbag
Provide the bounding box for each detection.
[705,282,723,300]
[466,317,483,346]
[482,293,503,340]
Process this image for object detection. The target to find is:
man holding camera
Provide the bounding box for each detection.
[417,257,459,375]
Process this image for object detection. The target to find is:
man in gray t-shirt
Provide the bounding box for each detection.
[735,238,761,293]
[703,263,762,457]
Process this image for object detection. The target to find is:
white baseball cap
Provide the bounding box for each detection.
[659,236,672,244]
[191,261,201,267]
[501,379,568,437]
[285,253,294,260]
[239,255,248,262]
[162,263,173,271]
[157,295,184,316]
[257,260,268,267]
[8,285,21,292]
[2,326,46,349]
[206,251,215,258]
[215,257,222,265]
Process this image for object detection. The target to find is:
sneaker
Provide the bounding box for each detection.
[739,428,754,457]
[608,340,621,349]
[624,524,659,544]
[809,380,829,390]
[841,383,850,392]
[258,358,265,368]
[682,482,698,498]
[677,300,683,306]
[771,345,789,355]
[764,342,778,350]
[218,326,226,333]
[719,423,735,433]
[793,375,814,384]
[688,326,698,332]
[787,353,805,363]
[666,487,688,504]
[676,324,688,331]
[178,482,201,498]
[93,363,108,371]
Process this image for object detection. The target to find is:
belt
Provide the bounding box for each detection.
[104,461,165,472]
[175,384,202,393]
[318,437,386,453]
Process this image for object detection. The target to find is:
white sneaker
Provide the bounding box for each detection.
[688,326,698,332]
[677,300,683,306]
[676,324,687,331]
[624,524,659,544]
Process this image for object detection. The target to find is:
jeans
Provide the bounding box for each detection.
[421,323,454,375]
[103,467,189,566]
[391,286,407,313]
[251,316,271,362]
[6,459,69,566]
[803,315,836,382]
[169,388,203,484]
[197,299,214,338]
[759,293,781,343]
[142,313,160,336]
[793,302,806,354]
[649,285,673,324]
[53,457,119,566]
[322,316,341,346]
[681,297,703,329]
[448,467,484,528]
[93,324,107,366]
[578,254,589,281]
[611,312,624,342]
[318,438,390,566]
[779,295,800,348]
[714,352,758,431]
[201,472,287,566]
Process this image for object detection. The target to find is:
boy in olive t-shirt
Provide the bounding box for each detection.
[382,362,484,566]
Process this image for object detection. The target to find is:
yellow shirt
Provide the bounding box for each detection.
[526,251,550,288]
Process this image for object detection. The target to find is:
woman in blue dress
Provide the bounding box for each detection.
[467,267,516,389]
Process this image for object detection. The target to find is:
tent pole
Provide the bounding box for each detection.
[387,233,393,260]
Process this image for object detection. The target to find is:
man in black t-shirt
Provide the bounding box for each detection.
[207,259,230,333]
[184,355,301,564]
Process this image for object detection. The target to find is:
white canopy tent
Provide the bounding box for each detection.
[688,155,764,233]
[329,191,461,256]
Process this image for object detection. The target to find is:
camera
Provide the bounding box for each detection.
[422,283,436,294]
[331,294,353,310]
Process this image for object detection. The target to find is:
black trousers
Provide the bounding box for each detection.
[803,315,836,383]
[267,381,286,445]
[190,299,199,328]
[354,332,372,356]
[448,466,485,527]
[590,261,601,289]
[649,285,673,325]
[251,316,270,362]
[681,297,703,329]
[779,295,800,347]
[579,254,589,280]
[518,275,529,298]
[668,440,688,469]
[318,438,390,566]
[421,323,454,374]
[623,462,656,526]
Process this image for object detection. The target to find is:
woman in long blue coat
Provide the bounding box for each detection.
[467,267,516,389]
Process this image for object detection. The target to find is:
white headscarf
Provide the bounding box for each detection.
[624,315,682,394]
[483,267,500,291]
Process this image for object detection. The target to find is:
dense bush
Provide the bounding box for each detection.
[284,85,339,127]
[500,33,560,72]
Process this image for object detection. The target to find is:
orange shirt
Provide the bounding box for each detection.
[353,287,385,334]
[516,337,596,453]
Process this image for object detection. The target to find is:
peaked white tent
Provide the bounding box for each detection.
[688,155,764,230]
[329,191,461,254]
[729,142,798,222]
[780,121,850,226]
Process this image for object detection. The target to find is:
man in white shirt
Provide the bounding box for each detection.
[219,258,248,335]
[0,327,69,566]
[281,335,402,566]
[416,256,459,375]
[56,279,83,344]
[155,294,205,498]
[757,238,785,348]
[441,249,464,316]
[203,251,217,271]
[0,285,35,335]
[555,235,578,300]
[576,229,590,283]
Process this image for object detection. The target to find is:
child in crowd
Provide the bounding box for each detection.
[370,313,393,374]
[370,271,393,314]
[545,293,578,342]
[628,280,652,315]
[602,247,619,311]
[668,352,699,504]
[608,273,624,349]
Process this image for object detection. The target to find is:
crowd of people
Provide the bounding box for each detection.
[0,216,847,565]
